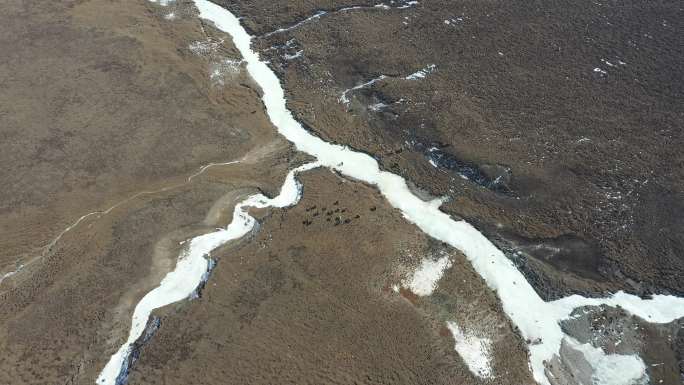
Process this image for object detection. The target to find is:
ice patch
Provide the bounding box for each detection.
[210,58,243,85]
[403,254,452,296]
[444,16,465,25]
[569,339,648,385]
[150,0,174,6]
[600,59,615,67]
[593,67,608,75]
[283,50,303,60]
[369,102,388,111]
[374,1,418,10]
[189,39,223,56]
[396,1,419,9]
[446,322,494,379]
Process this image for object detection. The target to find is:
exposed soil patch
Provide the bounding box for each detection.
[0,0,273,278]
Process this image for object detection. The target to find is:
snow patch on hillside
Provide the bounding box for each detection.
[403,254,452,296]
[446,321,494,379]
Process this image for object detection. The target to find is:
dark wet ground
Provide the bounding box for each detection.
[561,305,683,385]
[222,0,684,300]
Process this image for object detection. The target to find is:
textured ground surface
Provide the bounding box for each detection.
[1,1,683,385]
[223,0,684,300]
[0,0,271,278]
[0,0,289,383]
[128,168,534,385]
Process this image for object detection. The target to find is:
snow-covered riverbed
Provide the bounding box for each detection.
[96,162,319,385]
[97,1,684,384]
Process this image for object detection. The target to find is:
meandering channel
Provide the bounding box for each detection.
[97,2,684,384]
[97,162,319,384]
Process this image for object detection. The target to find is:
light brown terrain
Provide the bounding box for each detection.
[0,0,271,279]
[0,0,291,383]
[128,168,534,385]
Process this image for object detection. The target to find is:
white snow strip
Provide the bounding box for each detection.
[187,160,240,182]
[0,264,24,285]
[99,2,684,384]
[339,75,387,105]
[403,255,452,296]
[262,10,327,38]
[446,321,494,379]
[550,291,684,324]
[261,2,419,38]
[96,162,319,385]
[405,64,436,80]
